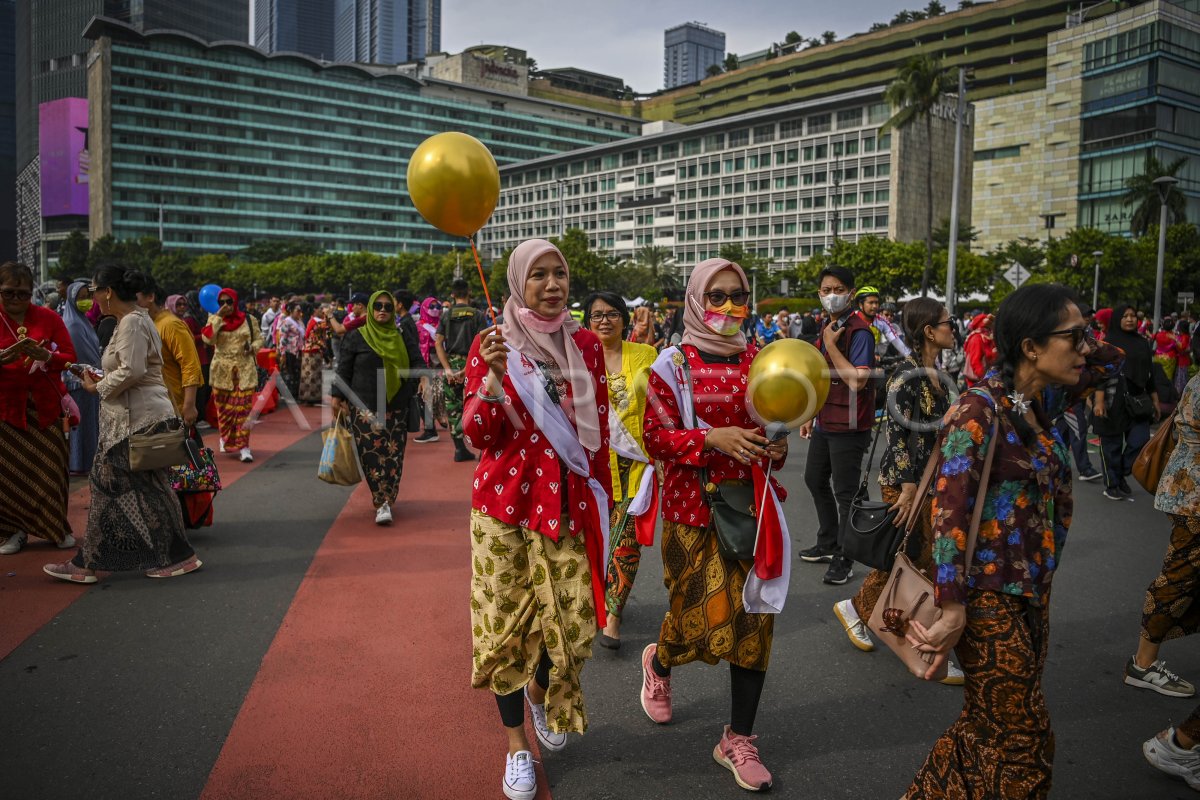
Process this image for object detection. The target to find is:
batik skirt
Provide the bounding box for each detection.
[299,351,325,405]
[349,406,408,509]
[1141,514,1200,645]
[0,418,72,544]
[906,589,1054,800]
[656,520,773,672]
[74,418,194,572]
[212,378,254,451]
[604,457,643,618]
[470,509,596,734]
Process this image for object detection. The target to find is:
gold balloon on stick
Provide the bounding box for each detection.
[405,132,500,238]
[747,339,831,434]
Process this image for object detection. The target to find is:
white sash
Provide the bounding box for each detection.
[608,411,656,517]
[506,349,611,561]
[649,346,792,614]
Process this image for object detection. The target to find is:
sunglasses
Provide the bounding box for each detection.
[373,301,394,312]
[219,298,234,306]
[1047,325,1096,353]
[704,290,751,306]
[589,310,623,323]
[0,289,34,301]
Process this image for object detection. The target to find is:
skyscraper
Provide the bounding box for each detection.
[109,0,248,43]
[663,22,725,89]
[1,0,15,260]
[333,0,441,64]
[254,0,336,60]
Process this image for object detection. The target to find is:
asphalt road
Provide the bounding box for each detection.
[542,438,1195,800]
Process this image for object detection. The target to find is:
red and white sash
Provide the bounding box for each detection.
[608,410,660,546]
[506,348,613,626]
[650,347,792,614]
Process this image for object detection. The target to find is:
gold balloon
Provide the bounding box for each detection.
[406,132,500,237]
[747,339,831,428]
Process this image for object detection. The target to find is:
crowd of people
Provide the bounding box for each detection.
[3,250,1199,798]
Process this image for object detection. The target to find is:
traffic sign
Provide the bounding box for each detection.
[1003,263,1030,288]
[1179,292,1195,303]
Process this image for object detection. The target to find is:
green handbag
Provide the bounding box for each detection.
[702,470,758,561]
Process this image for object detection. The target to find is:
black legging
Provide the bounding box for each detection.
[651,654,767,736]
[495,650,554,728]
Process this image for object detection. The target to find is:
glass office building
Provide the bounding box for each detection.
[84,17,638,255]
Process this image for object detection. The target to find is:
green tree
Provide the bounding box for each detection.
[822,30,837,44]
[724,53,739,72]
[881,53,955,296]
[784,31,803,45]
[56,231,90,279]
[237,239,321,263]
[795,237,925,298]
[932,217,980,251]
[706,63,723,77]
[925,1,947,16]
[86,234,121,268]
[1122,154,1189,237]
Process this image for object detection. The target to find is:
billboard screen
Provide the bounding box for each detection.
[40,98,89,218]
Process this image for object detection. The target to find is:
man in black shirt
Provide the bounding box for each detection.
[435,279,487,462]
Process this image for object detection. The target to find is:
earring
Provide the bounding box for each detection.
[1032,353,1038,360]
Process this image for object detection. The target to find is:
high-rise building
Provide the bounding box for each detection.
[108,0,248,43]
[663,22,724,90]
[0,0,15,261]
[333,0,441,64]
[254,0,336,60]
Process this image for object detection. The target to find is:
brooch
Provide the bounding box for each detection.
[672,350,685,366]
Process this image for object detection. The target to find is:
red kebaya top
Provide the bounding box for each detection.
[0,304,76,429]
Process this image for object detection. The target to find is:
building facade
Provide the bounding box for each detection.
[84,18,639,257]
[109,0,249,44]
[482,88,972,276]
[1,0,15,260]
[972,0,1200,247]
[254,0,336,61]
[664,22,724,90]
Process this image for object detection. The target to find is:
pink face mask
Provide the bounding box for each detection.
[516,306,568,333]
[694,296,749,336]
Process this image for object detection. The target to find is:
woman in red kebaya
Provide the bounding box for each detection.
[639,258,790,792]
[462,239,611,800]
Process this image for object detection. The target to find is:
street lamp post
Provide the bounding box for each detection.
[1090,250,1102,311]
[1152,175,1179,333]
[556,179,566,238]
[946,67,969,318]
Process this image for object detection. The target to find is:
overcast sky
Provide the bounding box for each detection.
[443,0,936,93]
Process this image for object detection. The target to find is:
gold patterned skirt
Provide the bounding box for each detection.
[469,509,596,734]
[656,520,774,672]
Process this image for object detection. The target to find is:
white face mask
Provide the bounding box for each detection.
[821,293,850,315]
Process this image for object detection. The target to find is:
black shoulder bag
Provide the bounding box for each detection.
[682,353,758,561]
[841,417,906,571]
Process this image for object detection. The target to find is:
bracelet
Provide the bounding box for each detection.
[476,388,505,403]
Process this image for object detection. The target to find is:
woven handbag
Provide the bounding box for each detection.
[867,414,999,680]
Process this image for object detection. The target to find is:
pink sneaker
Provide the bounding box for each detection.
[713,725,773,791]
[43,561,97,584]
[640,642,672,724]
[146,556,203,578]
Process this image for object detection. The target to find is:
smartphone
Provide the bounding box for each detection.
[831,315,848,332]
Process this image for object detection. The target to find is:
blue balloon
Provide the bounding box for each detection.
[198,284,223,314]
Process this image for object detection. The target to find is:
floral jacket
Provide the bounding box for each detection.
[931,339,1123,606]
[878,355,954,488]
[1157,372,1200,518]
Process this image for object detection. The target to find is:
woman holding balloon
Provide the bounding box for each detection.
[462,240,611,800]
[202,287,263,463]
[639,258,791,793]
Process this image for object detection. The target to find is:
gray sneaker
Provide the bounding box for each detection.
[1125,657,1196,698]
[1144,727,1200,790]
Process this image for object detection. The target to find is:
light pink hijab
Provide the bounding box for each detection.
[681,258,750,356]
[502,239,601,453]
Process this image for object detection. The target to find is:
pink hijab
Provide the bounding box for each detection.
[681,258,750,357]
[502,239,601,453]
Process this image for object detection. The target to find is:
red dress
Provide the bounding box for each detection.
[0,305,76,430]
[643,344,786,528]
[463,329,612,540]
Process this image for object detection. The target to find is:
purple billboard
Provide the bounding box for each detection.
[40,98,90,218]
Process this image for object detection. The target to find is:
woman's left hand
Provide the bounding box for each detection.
[764,435,788,463]
[905,601,966,681]
[20,338,51,363]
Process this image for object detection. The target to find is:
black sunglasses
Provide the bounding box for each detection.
[1047,326,1097,352]
[704,290,751,307]
[373,301,394,312]
[0,289,34,301]
[219,298,234,306]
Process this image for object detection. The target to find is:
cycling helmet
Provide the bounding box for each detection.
[854,285,881,300]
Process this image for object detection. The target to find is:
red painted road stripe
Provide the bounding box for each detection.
[201,437,553,800]
[0,406,325,660]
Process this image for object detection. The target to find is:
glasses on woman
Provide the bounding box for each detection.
[0,289,33,301]
[1047,325,1097,353]
[219,298,234,307]
[703,290,751,306]
[589,310,622,322]
[373,301,394,312]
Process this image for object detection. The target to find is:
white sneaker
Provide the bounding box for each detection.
[239,447,253,463]
[502,750,537,800]
[833,599,874,652]
[57,534,76,549]
[525,686,567,752]
[940,661,966,686]
[375,503,392,525]
[1144,727,1200,790]
[0,532,27,555]
[218,437,225,453]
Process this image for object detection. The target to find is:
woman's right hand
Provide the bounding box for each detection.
[330,396,346,416]
[217,305,232,318]
[704,427,770,466]
[906,601,967,681]
[890,482,920,527]
[480,326,507,382]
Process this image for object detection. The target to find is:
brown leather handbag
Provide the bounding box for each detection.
[868,417,999,680]
[1132,415,1178,493]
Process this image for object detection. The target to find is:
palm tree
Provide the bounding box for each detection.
[637,244,677,294]
[1122,154,1188,236]
[881,53,955,296]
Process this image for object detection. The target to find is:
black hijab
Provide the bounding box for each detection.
[1106,304,1153,389]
